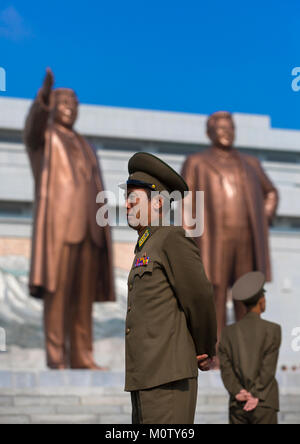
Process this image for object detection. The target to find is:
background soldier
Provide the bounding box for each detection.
[120,152,217,424]
[24,68,115,370]
[218,271,281,425]
[181,111,279,341]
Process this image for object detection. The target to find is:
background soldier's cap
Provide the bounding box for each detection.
[232,271,266,306]
[119,152,189,199]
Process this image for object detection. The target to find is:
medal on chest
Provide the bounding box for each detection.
[134,253,150,268]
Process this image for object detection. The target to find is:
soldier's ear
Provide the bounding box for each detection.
[259,295,266,312]
[152,194,164,211]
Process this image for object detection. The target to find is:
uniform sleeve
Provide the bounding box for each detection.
[252,324,281,401]
[162,228,217,358]
[218,330,244,398]
[24,89,52,151]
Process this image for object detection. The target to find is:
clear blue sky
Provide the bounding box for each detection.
[1,1,300,130]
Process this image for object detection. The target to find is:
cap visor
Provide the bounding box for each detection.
[119,179,155,190]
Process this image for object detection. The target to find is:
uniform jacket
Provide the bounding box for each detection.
[181,148,279,285]
[125,225,217,392]
[218,312,281,411]
[24,89,115,302]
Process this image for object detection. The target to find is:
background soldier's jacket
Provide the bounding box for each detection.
[125,225,217,392]
[218,312,281,411]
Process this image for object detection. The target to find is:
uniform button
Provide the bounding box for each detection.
[129,284,133,291]
[128,306,132,312]
[126,328,131,335]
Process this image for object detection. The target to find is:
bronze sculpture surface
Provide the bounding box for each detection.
[181,111,278,340]
[24,69,115,369]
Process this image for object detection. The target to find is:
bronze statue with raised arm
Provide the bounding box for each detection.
[181,111,278,341]
[24,68,115,370]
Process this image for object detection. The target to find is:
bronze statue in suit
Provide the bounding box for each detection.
[24,69,115,370]
[181,111,279,340]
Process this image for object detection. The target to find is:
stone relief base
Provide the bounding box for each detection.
[0,257,127,371]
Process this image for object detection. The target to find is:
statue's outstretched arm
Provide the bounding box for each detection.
[24,68,55,151]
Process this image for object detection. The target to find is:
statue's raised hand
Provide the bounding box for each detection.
[41,68,54,104]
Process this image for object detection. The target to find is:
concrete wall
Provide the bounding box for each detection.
[1,144,300,233]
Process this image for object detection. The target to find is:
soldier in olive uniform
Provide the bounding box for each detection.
[120,152,217,424]
[218,271,281,425]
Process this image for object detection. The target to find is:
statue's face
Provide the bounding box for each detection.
[53,93,78,129]
[208,117,235,149]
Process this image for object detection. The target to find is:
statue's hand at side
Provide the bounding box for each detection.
[41,68,54,105]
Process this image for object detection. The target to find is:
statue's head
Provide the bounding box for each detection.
[52,88,78,129]
[207,111,235,150]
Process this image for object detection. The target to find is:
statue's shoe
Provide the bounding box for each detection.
[48,365,67,370]
[71,363,109,371]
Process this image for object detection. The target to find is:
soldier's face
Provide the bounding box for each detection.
[208,118,235,149]
[125,188,163,230]
[53,94,78,129]
[125,188,151,230]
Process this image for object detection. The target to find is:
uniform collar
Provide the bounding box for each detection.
[134,225,162,254]
[244,311,261,319]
